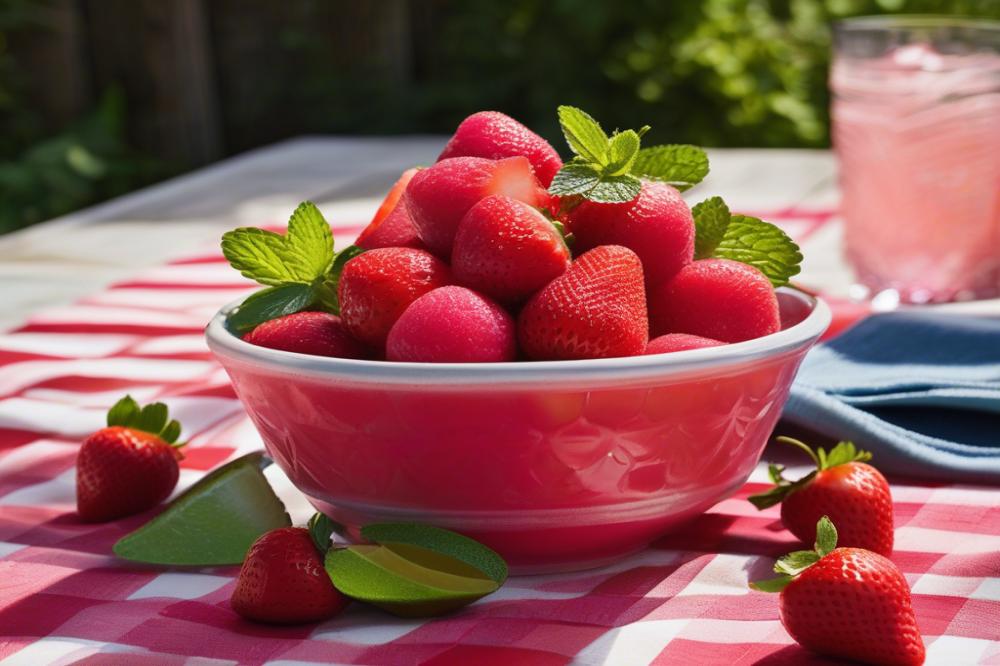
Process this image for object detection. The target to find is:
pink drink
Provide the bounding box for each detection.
[832,18,1000,303]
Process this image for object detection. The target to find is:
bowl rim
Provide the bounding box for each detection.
[205,287,831,386]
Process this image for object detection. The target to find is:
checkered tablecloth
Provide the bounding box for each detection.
[1,206,998,666]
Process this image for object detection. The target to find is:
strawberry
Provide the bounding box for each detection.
[243,311,368,359]
[76,396,185,522]
[231,524,348,624]
[752,517,924,665]
[338,247,451,350]
[438,111,564,187]
[451,195,570,304]
[404,156,548,259]
[356,168,426,250]
[649,258,780,342]
[644,333,723,355]
[518,245,648,360]
[568,181,695,288]
[749,437,894,556]
[387,286,517,363]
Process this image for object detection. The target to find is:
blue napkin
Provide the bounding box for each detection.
[783,312,1000,483]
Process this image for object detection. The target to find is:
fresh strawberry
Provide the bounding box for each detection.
[749,437,894,556]
[649,258,780,342]
[356,168,426,250]
[644,333,723,355]
[243,311,368,359]
[338,247,451,350]
[568,181,695,287]
[404,156,548,258]
[451,195,570,304]
[231,525,348,624]
[752,517,924,665]
[518,245,647,360]
[438,111,564,187]
[76,396,185,522]
[387,286,517,363]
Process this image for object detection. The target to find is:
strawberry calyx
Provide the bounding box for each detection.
[750,516,838,593]
[106,395,184,449]
[748,437,872,510]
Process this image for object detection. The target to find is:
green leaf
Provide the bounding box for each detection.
[308,512,337,553]
[285,201,335,282]
[815,516,838,557]
[606,130,641,176]
[361,523,508,585]
[692,196,732,260]
[107,395,140,427]
[750,575,794,593]
[821,441,872,469]
[315,245,365,314]
[114,452,290,565]
[135,402,168,435]
[713,215,803,287]
[548,163,602,197]
[557,105,609,165]
[632,144,709,191]
[228,283,316,334]
[160,419,182,445]
[747,470,815,510]
[586,173,642,203]
[767,463,785,485]
[774,549,820,576]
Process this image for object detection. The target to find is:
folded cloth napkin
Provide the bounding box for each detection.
[783,311,1000,483]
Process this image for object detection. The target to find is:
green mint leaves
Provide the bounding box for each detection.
[221,201,361,333]
[550,105,707,204]
[692,196,802,288]
[107,395,182,445]
[750,516,838,594]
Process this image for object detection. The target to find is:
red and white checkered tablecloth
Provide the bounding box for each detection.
[1,208,998,666]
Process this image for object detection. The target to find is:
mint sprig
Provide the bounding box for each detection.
[692,196,802,287]
[221,202,363,333]
[549,106,708,206]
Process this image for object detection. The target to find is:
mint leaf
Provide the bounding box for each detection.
[815,516,838,557]
[285,201,335,282]
[693,196,731,260]
[713,215,802,288]
[107,395,140,427]
[557,105,609,165]
[221,227,303,286]
[632,144,709,191]
[228,283,316,334]
[587,173,642,203]
[548,163,602,197]
[606,130,641,176]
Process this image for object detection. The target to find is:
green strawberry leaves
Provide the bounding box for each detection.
[106,395,182,445]
[221,201,364,333]
[748,437,873,510]
[693,196,802,287]
[750,516,838,593]
[550,105,704,205]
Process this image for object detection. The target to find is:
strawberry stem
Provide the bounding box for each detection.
[776,436,820,468]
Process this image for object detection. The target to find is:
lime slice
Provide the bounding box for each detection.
[114,452,291,565]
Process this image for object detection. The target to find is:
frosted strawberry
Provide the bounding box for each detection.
[338,247,450,350]
[404,156,548,258]
[387,286,516,363]
[519,245,647,360]
[438,111,564,187]
[568,181,695,287]
[644,333,723,355]
[451,195,570,304]
[356,168,425,250]
[244,311,368,359]
[649,258,780,342]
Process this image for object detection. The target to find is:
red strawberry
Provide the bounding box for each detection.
[243,311,368,359]
[568,181,695,287]
[518,245,648,360]
[387,286,517,363]
[76,396,185,522]
[404,156,548,258]
[356,168,425,250]
[749,437,894,556]
[649,258,780,342]
[451,195,570,304]
[644,333,724,355]
[752,517,924,665]
[438,111,564,187]
[338,247,451,350]
[231,526,348,624]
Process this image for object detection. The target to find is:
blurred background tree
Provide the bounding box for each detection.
[1,0,996,232]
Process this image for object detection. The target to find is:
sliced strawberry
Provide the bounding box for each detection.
[356,168,425,250]
[243,311,368,359]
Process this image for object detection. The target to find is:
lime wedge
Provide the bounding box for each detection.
[114,452,291,565]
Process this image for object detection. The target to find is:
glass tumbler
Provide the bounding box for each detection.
[831,16,1000,304]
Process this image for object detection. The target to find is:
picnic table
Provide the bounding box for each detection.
[1,138,998,665]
